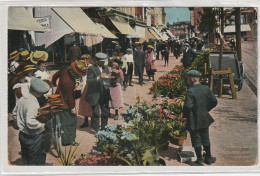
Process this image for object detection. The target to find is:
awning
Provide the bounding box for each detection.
[34,7,74,48]
[53,8,104,36]
[139,28,157,43]
[81,35,103,47]
[96,23,117,39]
[148,28,161,40]
[152,27,163,39]
[224,24,251,33]
[166,30,174,38]
[109,16,136,35]
[8,7,48,32]
[161,32,169,41]
[127,26,146,38]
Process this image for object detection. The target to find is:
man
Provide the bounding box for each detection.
[12,78,50,165]
[68,42,82,62]
[181,43,197,69]
[85,52,111,133]
[133,42,145,86]
[183,70,218,166]
[52,60,87,146]
[156,40,162,60]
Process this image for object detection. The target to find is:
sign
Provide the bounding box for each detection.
[34,16,51,29]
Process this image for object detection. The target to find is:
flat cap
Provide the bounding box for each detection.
[126,48,133,52]
[95,52,108,62]
[30,78,50,93]
[187,70,200,78]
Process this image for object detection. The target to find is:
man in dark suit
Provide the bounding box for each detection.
[133,42,145,86]
[86,52,111,132]
[68,42,82,62]
[183,70,218,166]
[181,43,197,69]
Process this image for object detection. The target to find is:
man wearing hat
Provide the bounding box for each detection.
[52,60,87,146]
[123,48,134,87]
[183,70,218,166]
[86,52,111,132]
[133,42,145,86]
[12,78,50,165]
[68,42,82,62]
[8,50,21,75]
[181,43,197,69]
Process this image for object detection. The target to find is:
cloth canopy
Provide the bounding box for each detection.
[109,16,136,35]
[224,24,251,33]
[127,26,146,38]
[166,30,174,38]
[8,7,48,32]
[96,23,117,39]
[53,7,104,36]
[148,28,161,40]
[139,28,157,43]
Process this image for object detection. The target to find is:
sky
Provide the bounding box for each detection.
[165,8,191,24]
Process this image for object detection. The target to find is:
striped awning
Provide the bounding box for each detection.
[148,28,161,40]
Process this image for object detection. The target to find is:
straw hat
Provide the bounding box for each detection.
[20,50,31,61]
[135,41,141,46]
[70,60,88,77]
[9,51,20,61]
[12,65,36,84]
[30,51,48,64]
[147,45,154,50]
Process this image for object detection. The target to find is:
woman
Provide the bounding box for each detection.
[123,48,134,86]
[145,45,157,81]
[108,59,124,120]
[79,54,93,128]
[119,52,128,90]
[34,60,49,80]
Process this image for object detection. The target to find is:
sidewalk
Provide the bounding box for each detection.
[8,51,257,166]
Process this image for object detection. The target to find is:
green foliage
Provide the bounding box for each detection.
[198,8,219,34]
[55,144,79,166]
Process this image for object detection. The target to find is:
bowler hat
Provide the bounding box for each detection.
[95,52,108,62]
[30,78,50,94]
[187,70,200,78]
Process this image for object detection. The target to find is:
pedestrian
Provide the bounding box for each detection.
[85,52,111,133]
[145,45,157,81]
[161,41,166,61]
[119,52,128,90]
[68,42,82,62]
[79,54,93,128]
[108,58,124,120]
[156,40,162,60]
[133,42,145,86]
[164,47,169,67]
[8,50,21,75]
[12,78,50,165]
[183,70,218,166]
[34,60,49,80]
[181,43,197,69]
[123,48,134,87]
[52,60,87,146]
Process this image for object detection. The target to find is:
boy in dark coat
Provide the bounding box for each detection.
[183,70,218,166]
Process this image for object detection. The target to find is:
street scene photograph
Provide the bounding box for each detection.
[7,7,257,167]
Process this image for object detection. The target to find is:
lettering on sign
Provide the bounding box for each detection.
[34,16,51,29]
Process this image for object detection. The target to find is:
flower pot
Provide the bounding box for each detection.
[170,137,186,146]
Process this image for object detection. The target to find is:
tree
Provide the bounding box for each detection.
[235,8,242,61]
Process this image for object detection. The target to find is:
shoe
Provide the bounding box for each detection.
[204,156,216,165]
[114,115,118,120]
[189,160,204,166]
[129,84,133,86]
[80,121,89,128]
[72,142,79,146]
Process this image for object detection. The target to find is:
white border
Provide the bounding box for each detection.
[1,0,259,175]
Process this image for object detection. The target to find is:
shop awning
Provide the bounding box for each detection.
[127,26,146,38]
[34,7,74,48]
[139,28,157,43]
[166,30,174,38]
[8,7,48,32]
[152,27,163,39]
[148,28,161,40]
[109,16,136,35]
[161,32,169,41]
[96,23,117,39]
[53,8,104,36]
[224,24,251,33]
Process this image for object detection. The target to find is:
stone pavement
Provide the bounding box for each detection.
[8,50,257,166]
[241,40,257,95]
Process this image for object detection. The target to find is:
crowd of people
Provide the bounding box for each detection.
[8,36,209,165]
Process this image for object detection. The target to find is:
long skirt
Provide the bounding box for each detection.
[58,111,77,146]
[78,85,92,117]
[109,83,124,109]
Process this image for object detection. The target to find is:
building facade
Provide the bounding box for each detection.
[168,21,191,39]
